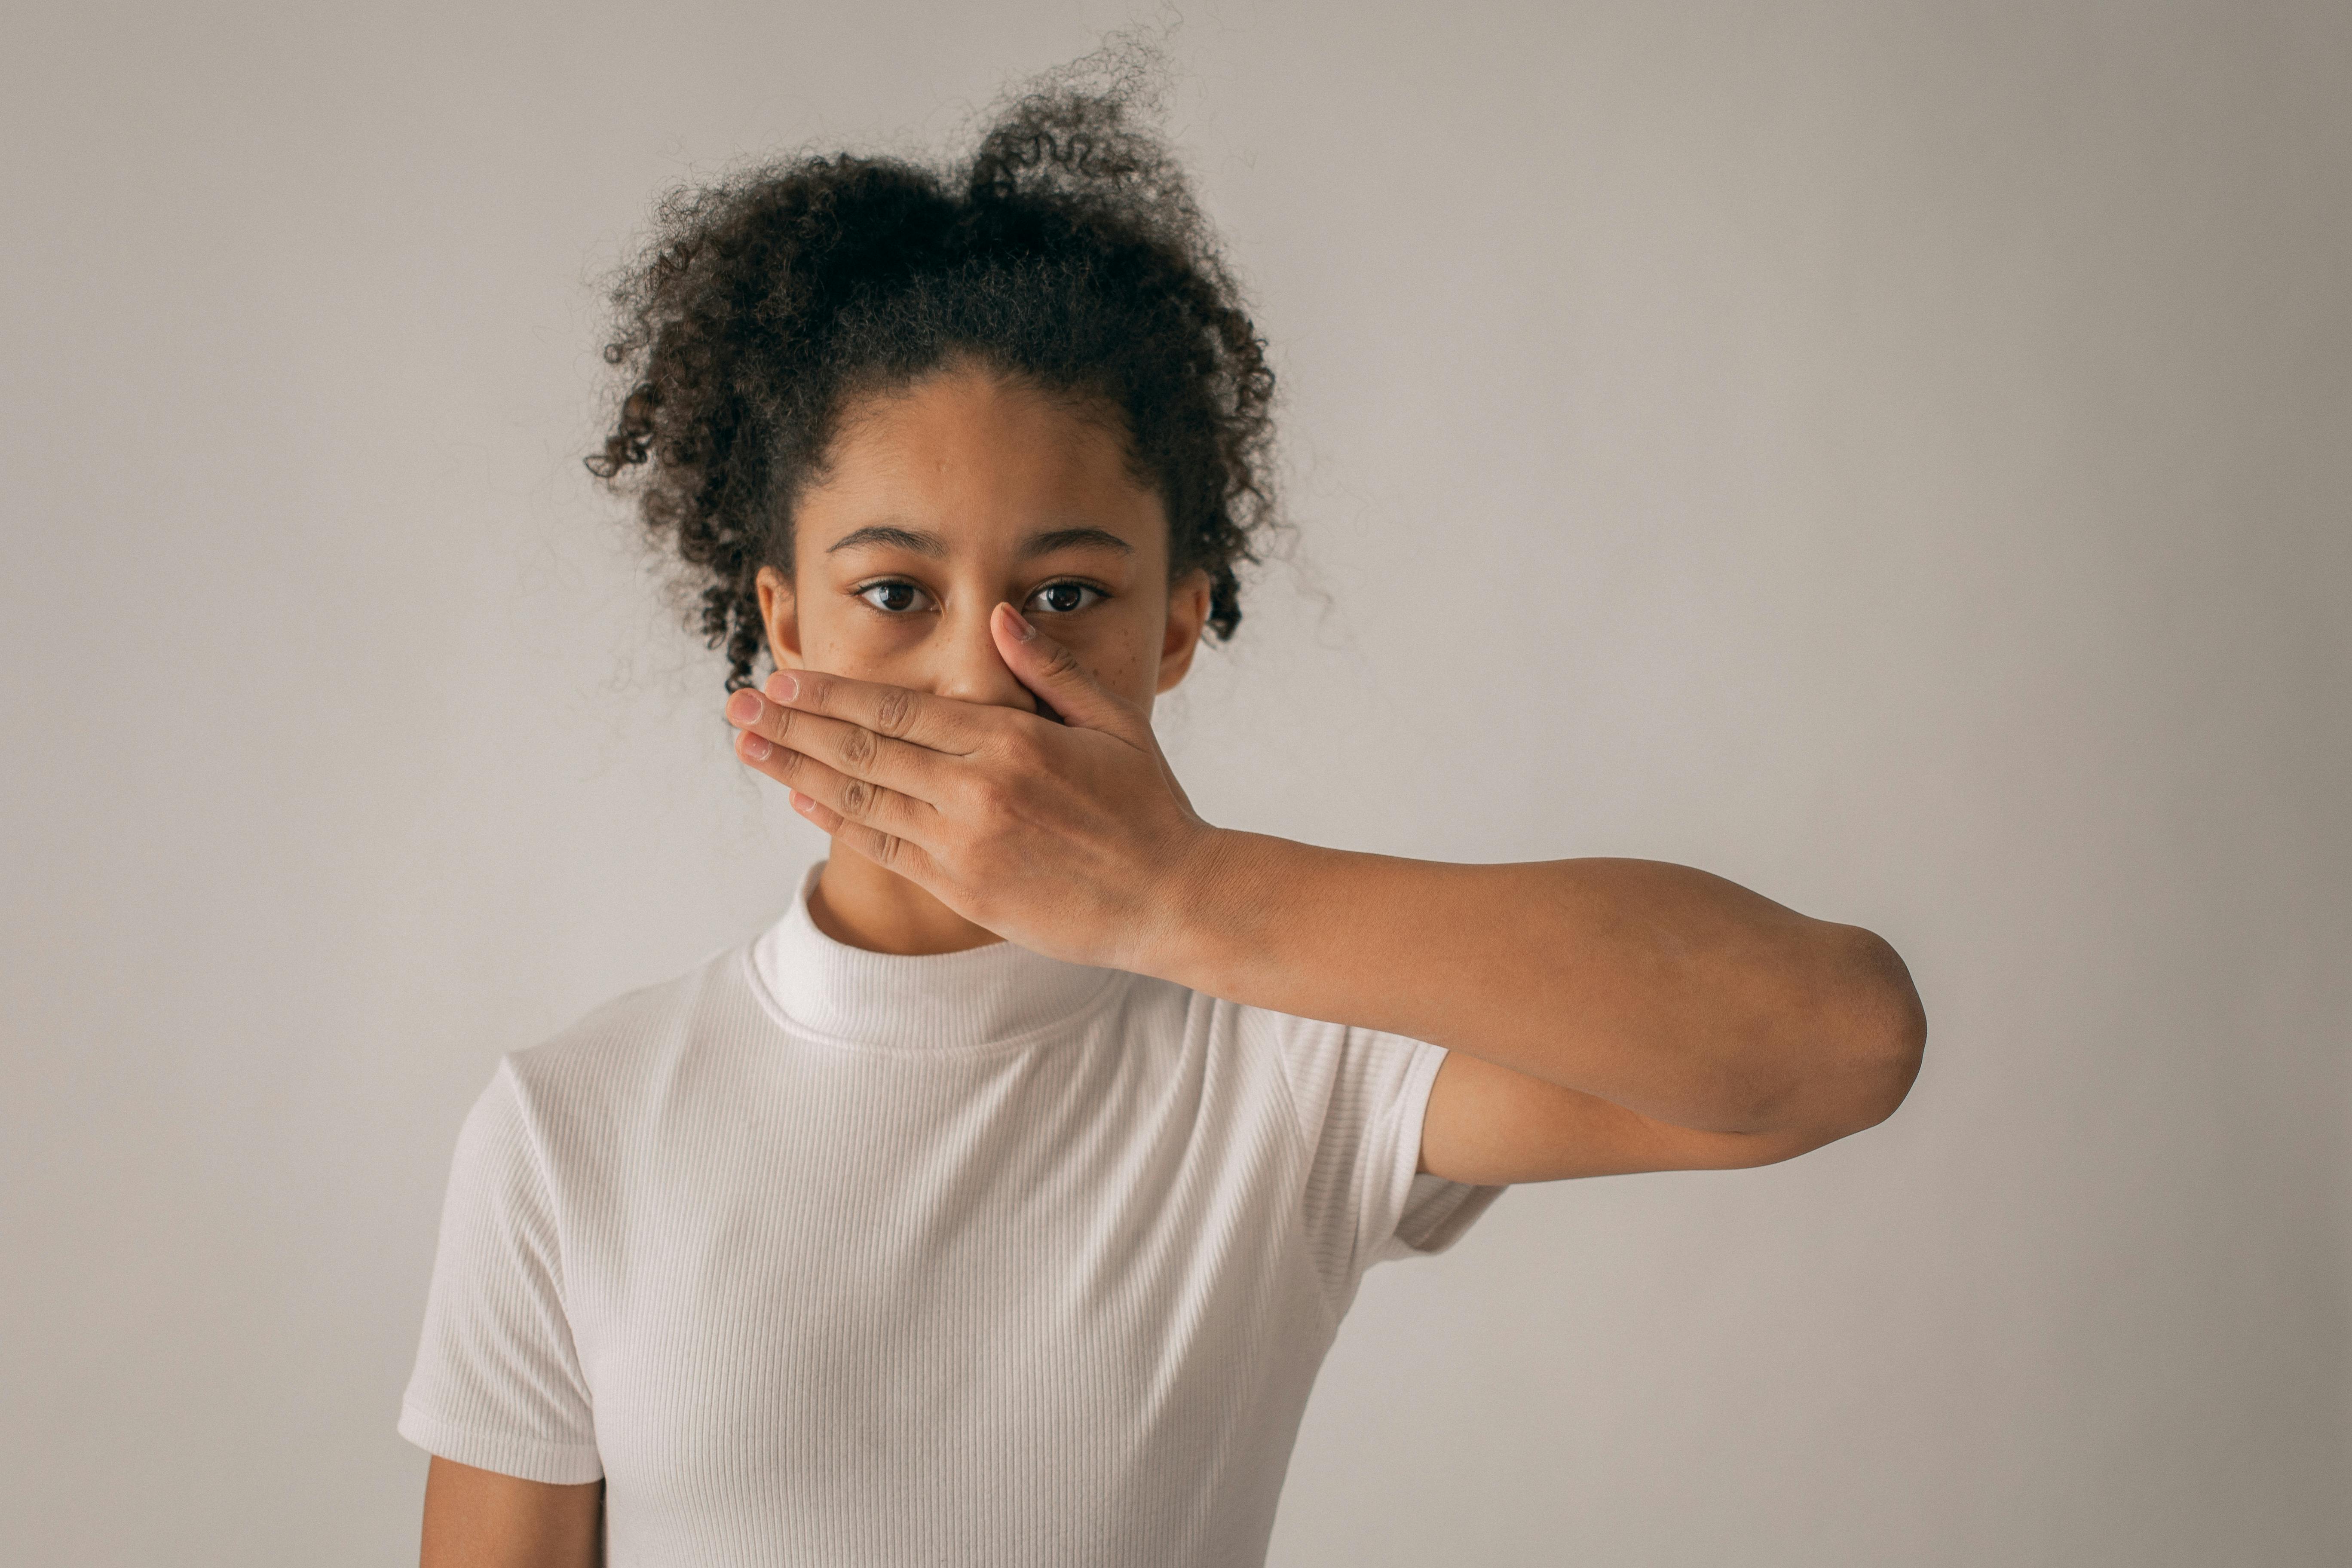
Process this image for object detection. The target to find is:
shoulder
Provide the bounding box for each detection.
[498,941,763,1136]
[1193,995,1433,1074]
[1176,993,1443,1131]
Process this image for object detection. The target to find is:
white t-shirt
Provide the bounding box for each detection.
[400,862,1506,1566]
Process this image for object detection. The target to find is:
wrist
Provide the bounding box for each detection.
[1131,827,1284,993]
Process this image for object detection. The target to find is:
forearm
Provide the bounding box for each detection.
[1158,832,1924,1139]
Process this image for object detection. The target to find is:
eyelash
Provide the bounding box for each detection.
[852,579,933,615]
[850,579,1109,616]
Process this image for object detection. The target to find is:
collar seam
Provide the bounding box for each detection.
[737,944,1128,1055]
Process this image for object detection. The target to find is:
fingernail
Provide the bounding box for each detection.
[1004,605,1036,642]
[726,689,763,726]
[742,733,772,760]
[766,671,799,701]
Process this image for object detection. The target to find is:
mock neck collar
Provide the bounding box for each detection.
[748,861,1119,1050]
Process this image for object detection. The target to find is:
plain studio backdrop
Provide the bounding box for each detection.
[3,2,2346,1563]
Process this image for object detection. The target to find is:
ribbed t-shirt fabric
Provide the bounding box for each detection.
[399,861,1507,1566]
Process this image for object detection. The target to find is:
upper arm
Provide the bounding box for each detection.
[422,1455,603,1568]
[1418,1050,1834,1184]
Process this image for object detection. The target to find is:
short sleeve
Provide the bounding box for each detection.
[398,1058,603,1484]
[1258,1013,1508,1315]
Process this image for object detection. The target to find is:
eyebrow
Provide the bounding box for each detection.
[1021,526,1135,559]
[824,524,946,558]
[823,523,1136,560]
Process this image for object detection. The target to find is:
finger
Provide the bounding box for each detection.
[762,669,987,755]
[789,789,938,884]
[989,603,1135,735]
[735,730,941,848]
[725,686,945,802]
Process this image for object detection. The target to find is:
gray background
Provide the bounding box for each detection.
[4,2,2346,1563]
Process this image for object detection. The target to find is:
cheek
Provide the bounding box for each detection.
[798,606,914,680]
[1071,615,1160,704]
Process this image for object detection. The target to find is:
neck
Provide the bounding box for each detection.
[807,852,1003,956]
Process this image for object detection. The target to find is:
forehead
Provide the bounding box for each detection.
[798,365,1166,563]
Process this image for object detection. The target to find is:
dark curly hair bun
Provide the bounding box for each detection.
[589,62,1278,692]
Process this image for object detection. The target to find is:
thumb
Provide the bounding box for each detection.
[991,602,1134,733]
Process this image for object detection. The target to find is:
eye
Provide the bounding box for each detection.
[1026,580,1105,615]
[854,579,934,614]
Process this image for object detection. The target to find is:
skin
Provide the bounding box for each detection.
[420,358,1928,1565]
[420,1458,600,1568]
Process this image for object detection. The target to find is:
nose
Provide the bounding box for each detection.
[928,600,1036,713]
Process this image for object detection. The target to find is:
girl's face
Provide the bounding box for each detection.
[756,361,1211,717]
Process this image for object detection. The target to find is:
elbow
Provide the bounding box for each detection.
[1751,923,1925,1142]
[1712,922,1931,1145]
[1833,925,1927,1133]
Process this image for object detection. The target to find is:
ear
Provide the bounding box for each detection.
[1155,568,1214,695]
[755,565,804,671]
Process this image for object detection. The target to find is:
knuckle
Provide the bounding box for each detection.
[873,687,916,739]
[839,724,878,770]
[839,779,873,818]
[971,778,1017,828]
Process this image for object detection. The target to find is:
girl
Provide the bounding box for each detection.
[401,74,1924,1568]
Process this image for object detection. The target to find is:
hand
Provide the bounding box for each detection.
[723,602,1221,973]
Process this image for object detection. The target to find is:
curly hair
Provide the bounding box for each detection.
[587,73,1279,693]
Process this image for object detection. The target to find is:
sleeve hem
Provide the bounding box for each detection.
[1349,1037,1446,1274]
[1393,1170,1509,1257]
[398,1402,604,1485]
[1368,1042,1509,1264]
